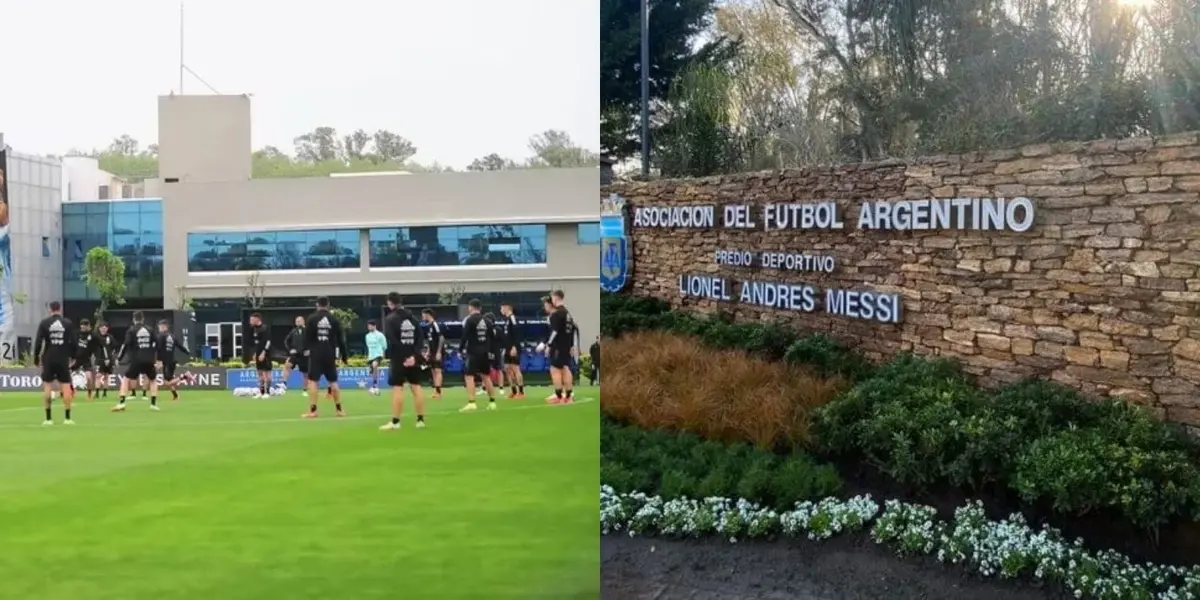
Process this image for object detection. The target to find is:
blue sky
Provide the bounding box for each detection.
[0,0,599,169]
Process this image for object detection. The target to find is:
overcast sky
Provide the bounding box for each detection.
[0,0,599,169]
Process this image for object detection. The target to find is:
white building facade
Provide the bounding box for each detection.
[0,140,65,360]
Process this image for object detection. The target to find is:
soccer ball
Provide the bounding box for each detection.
[369,387,380,396]
[71,371,87,389]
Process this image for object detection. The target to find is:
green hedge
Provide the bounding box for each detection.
[603,292,1200,532]
[602,419,842,510]
[816,359,1200,530]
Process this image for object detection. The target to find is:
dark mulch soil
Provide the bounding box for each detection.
[829,457,1200,567]
[602,533,1068,600]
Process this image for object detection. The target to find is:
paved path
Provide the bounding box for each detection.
[602,534,1063,600]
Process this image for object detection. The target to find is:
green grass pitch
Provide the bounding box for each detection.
[0,385,599,600]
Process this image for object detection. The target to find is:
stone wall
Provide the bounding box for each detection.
[606,132,1200,426]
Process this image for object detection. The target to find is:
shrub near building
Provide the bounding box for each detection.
[601,293,1200,533]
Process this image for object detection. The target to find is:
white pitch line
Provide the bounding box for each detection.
[0,397,595,430]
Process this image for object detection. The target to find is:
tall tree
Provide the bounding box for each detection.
[342,129,372,160]
[527,130,600,168]
[76,136,160,181]
[600,0,732,160]
[107,134,141,156]
[371,130,417,163]
[467,153,519,171]
[713,1,838,168]
[293,126,342,162]
[656,65,743,177]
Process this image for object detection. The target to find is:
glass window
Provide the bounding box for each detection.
[187,229,362,272]
[111,201,140,214]
[111,234,140,257]
[577,222,600,245]
[367,225,548,268]
[110,212,138,235]
[141,232,164,257]
[139,212,163,236]
[63,201,166,301]
[62,214,87,236]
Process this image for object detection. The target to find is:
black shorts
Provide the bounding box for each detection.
[41,361,72,384]
[75,357,93,371]
[388,358,424,386]
[161,362,178,380]
[96,359,114,375]
[502,346,520,368]
[125,361,157,381]
[426,355,444,371]
[549,346,573,369]
[308,355,338,384]
[491,350,503,371]
[254,359,273,372]
[285,354,308,373]
[465,353,492,378]
[368,357,383,369]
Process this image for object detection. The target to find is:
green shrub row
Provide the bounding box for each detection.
[602,292,1200,532]
[601,419,843,510]
[600,292,873,381]
[815,356,1200,530]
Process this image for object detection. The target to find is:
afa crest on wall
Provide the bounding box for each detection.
[600,193,631,293]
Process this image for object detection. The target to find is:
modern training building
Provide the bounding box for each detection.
[54,94,599,360]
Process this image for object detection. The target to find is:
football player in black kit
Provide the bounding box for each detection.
[484,311,503,391]
[90,322,117,399]
[379,292,426,431]
[247,313,273,398]
[302,296,349,418]
[282,315,307,396]
[33,301,77,425]
[112,311,159,412]
[421,309,445,398]
[156,319,192,401]
[459,299,498,412]
[73,319,96,401]
[499,302,525,398]
[546,290,579,404]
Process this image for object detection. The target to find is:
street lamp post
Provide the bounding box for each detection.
[639,0,650,177]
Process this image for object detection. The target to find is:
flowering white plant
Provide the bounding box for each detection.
[599,485,1200,600]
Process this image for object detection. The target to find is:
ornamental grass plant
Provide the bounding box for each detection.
[600,330,845,450]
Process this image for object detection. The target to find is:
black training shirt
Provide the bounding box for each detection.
[425,321,444,357]
[249,323,270,359]
[485,314,504,353]
[155,330,190,363]
[461,312,493,356]
[34,314,77,364]
[75,329,93,361]
[120,323,156,363]
[284,326,305,356]
[503,314,522,348]
[305,309,347,359]
[547,306,576,349]
[384,307,424,361]
[90,332,116,363]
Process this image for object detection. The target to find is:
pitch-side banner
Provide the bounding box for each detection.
[0,151,14,365]
[0,367,228,390]
[225,366,388,390]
